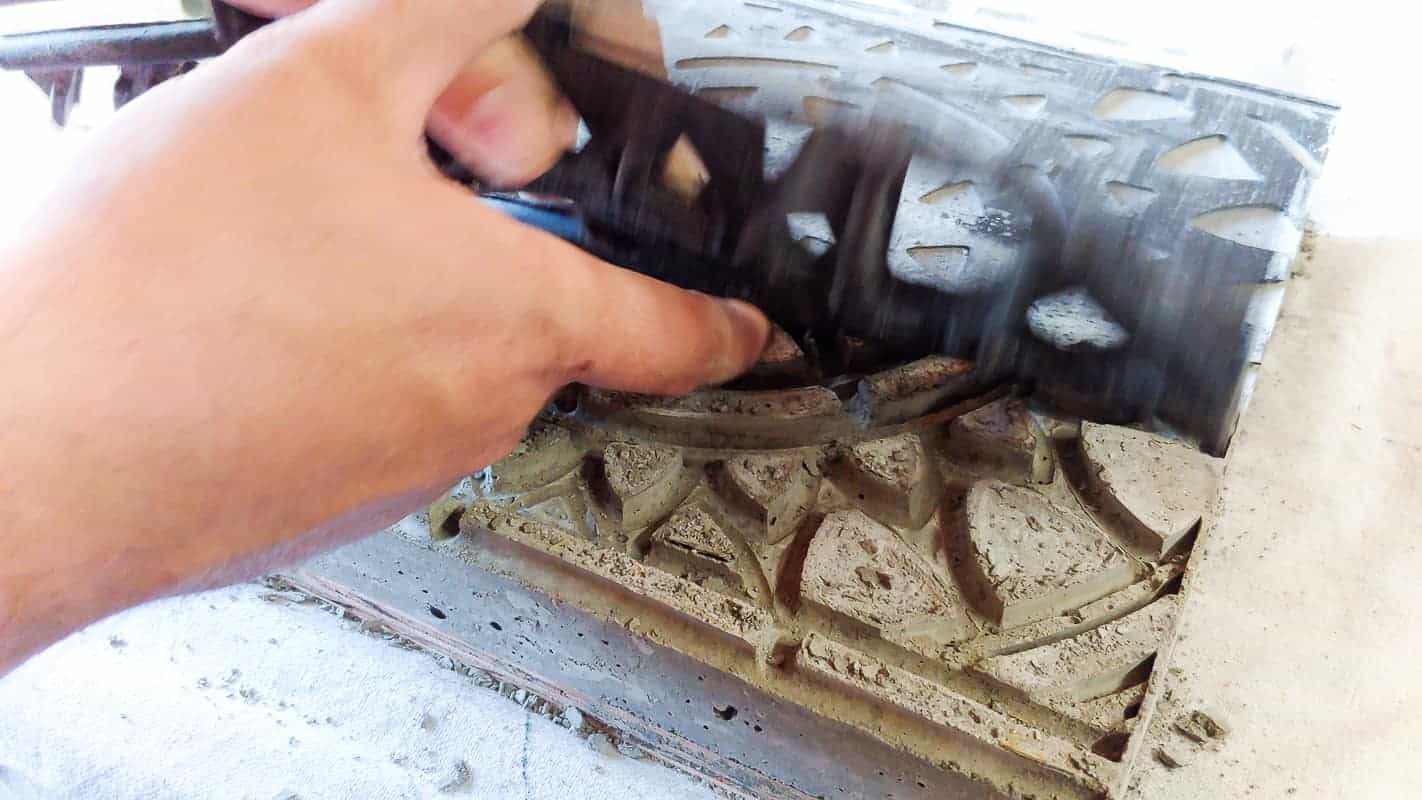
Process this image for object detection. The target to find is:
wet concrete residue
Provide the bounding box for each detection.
[800,510,960,637]
[1079,424,1222,557]
[1026,287,1131,352]
[430,347,1223,798]
[961,481,1136,628]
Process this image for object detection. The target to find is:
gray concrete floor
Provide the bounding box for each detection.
[0,581,718,799]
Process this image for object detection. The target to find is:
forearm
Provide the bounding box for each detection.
[0,237,215,669]
[0,254,158,669]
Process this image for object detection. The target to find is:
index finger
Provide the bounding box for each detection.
[524,233,772,395]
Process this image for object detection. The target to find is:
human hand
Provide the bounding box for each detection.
[0,0,769,669]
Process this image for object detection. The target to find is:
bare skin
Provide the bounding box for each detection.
[0,0,770,672]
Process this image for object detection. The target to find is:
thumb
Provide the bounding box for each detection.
[532,235,772,395]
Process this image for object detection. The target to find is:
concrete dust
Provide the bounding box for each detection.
[0,580,716,800]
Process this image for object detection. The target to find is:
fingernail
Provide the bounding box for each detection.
[556,102,583,151]
[461,86,510,147]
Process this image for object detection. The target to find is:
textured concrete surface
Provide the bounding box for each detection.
[1119,239,1422,796]
[0,582,717,800]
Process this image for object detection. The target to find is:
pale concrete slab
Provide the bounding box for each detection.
[0,581,718,800]
[1121,240,1422,798]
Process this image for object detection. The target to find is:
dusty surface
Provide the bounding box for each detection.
[977,595,1179,702]
[0,582,714,800]
[957,562,1181,663]
[1118,240,1422,797]
[652,505,737,565]
[1025,288,1131,352]
[493,423,587,494]
[468,504,777,653]
[450,372,1202,800]
[847,434,923,491]
[800,510,964,638]
[646,502,746,592]
[849,355,981,423]
[722,451,819,544]
[961,481,1137,628]
[841,433,941,527]
[603,442,685,529]
[1080,424,1222,557]
[6,233,1403,798]
[947,398,1054,481]
[799,634,1116,795]
[604,442,680,497]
